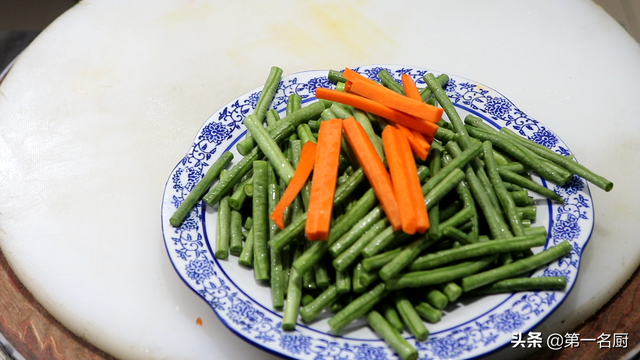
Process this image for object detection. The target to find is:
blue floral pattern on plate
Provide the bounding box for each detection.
[161,65,593,360]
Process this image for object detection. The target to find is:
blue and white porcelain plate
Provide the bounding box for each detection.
[161,65,593,360]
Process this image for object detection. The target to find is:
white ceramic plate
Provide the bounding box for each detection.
[161,65,592,360]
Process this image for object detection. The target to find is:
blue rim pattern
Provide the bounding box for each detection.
[160,65,593,360]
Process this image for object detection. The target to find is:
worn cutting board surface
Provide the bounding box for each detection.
[1,1,639,359]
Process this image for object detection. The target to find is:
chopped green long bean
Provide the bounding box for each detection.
[244,115,295,184]
[362,247,403,272]
[414,301,443,323]
[215,196,231,259]
[300,284,340,323]
[410,235,546,271]
[387,255,499,290]
[378,69,405,95]
[461,241,572,291]
[499,168,565,204]
[333,218,389,272]
[203,121,295,206]
[379,235,439,282]
[238,226,254,267]
[328,283,386,334]
[170,151,234,227]
[484,141,525,237]
[366,310,418,360]
[251,161,270,281]
[378,298,405,333]
[282,268,302,330]
[391,292,429,341]
[229,210,244,256]
[236,66,283,154]
[465,276,567,295]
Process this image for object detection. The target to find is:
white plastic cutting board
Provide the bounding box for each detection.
[1,1,639,359]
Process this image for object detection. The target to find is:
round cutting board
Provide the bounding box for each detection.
[1,1,639,359]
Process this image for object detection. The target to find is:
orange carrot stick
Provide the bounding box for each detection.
[342,117,402,231]
[382,126,417,235]
[395,128,430,233]
[395,123,430,161]
[306,118,343,241]
[347,78,443,123]
[315,88,439,137]
[342,68,380,86]
[401,74,422,101]
[400,74,438,143]
[270,141,317,230]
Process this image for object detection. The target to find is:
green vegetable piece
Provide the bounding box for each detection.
[244,115,295,184]
[335,268,352,294]
[229,210,244,256]
[327,69,348,84]
[361,248,403,272]
[287,93,301,115]
[379,235,439,282]
[228,175,253,211]
[410,235,546,271]
[438,282,463,302]
[461,241,572,291]
[366,310,418,360]
[510,190,534,206]
[236,66,283,154]
[484,141,526,237]
[282,268,303,331]
[386,255,498,290]
[203,120,295,206]
[301,293,315,307]
[423,287,449,310]
[391,292,429,342]
[328,283,386,334]
[378,298,405,333]
[314,261,331,289]
[252,161,270,281]
[500,169,565,204]
[414,301,443,323]
[330,206,384,259]
[420,73,449,102]
[170,151,234,227]
[500,127,612,191]
[296,123,317,144]
[465,276,567,295]
[214,196,231,259]
[300,285,340,323]
[238,227,254,268]
[333,218,389,272]
[378,69,405,95]
[266,109,280,127]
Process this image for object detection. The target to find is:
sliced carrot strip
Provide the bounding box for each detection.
[382,126,417,235]
[342,68,380,86]
[306,118,343,241]
[270,141,317,230]
[402,74,438,142]
[347,78,443,123]
[342,117,402,231]
[401,74,422,101]
[383,118,431,160]
[395,123,430,161]
[395,128,430,233]
[315,88,439,137]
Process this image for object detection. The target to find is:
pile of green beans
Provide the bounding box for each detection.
[171,66,611,360]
